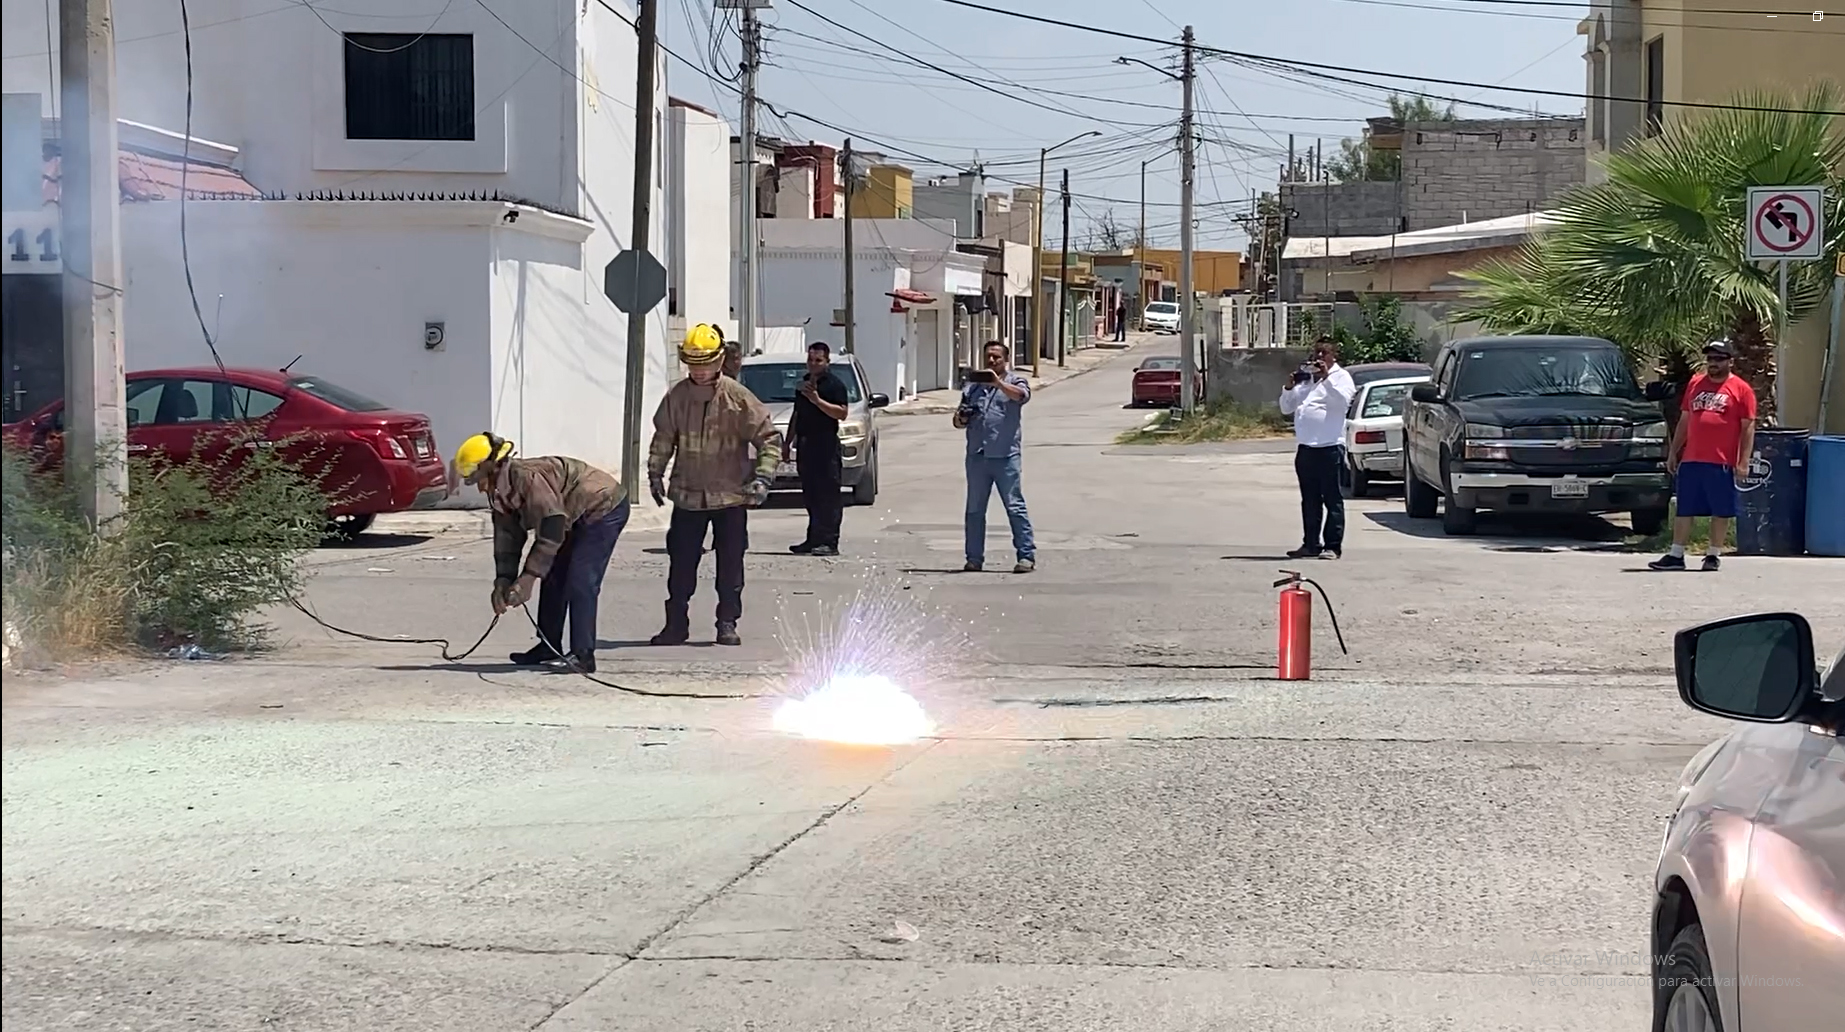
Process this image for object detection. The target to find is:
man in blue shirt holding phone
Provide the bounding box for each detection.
[953,340,1036,574]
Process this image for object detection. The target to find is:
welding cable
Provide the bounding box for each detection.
[284,596,764,700]
[514,605,767,700]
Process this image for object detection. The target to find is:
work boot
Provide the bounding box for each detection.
[650,603,691,646]
[963,560,983,572]
[1286,546,1320,559]
[510,643,560,666]
[715,621,742,647]
[810,545,839,557]
[789,541,816,554]
[545,651,596,674]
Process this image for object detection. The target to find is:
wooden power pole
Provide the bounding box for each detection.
[841,138,855,354]
[59,0,127,529]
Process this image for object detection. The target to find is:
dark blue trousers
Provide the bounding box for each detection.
[534,499,629,656]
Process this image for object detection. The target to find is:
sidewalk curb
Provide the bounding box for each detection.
[373,502,675,539]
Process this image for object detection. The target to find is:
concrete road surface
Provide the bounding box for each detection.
[6,338,1843,1031]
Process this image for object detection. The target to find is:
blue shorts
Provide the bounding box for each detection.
[1675,461,1738,518]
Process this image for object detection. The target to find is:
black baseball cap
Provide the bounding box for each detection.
[1702,340,1734,357]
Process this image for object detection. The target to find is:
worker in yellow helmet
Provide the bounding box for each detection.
[646,323,780,647]
[452,432,629,673]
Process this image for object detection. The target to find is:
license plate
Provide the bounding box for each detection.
[1550,480,1589,499]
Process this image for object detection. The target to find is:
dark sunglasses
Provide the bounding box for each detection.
[1704,354,1732,362]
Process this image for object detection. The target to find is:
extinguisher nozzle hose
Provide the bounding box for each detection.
[1298,576,1350,656]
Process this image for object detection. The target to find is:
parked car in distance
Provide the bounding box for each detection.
[3,367,448,538]
[1654,611,1843,1032]
[1130,355,1203,408]
[738,352,890,506]
[1341,373,1429,497]
[1142,301,1180,334]
[1401,335,1670,536]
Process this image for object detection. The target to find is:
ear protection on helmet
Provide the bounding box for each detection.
[481,431,514,466]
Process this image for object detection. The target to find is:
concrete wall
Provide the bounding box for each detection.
[2,0,662,217]
[913,175,984,237]
[667,102,732,326]
[1207,346,1312,409]
[757,248,936,401]
[1281,181,1402,237]
[1400,119,1585,231]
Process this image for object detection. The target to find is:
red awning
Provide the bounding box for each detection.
[887,288,935,305]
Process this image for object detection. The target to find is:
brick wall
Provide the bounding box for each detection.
[1400,118,1584,231]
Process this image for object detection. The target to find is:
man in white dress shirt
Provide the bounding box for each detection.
[1278,338,1357,559]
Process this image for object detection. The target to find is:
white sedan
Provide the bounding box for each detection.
[1141,301,1180,334]
[1342,374,1429,498]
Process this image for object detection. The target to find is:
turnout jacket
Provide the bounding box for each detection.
[647,377,781,510]
[490,456,624,581]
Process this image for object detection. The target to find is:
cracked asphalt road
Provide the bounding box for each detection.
[6,337,1843,1031]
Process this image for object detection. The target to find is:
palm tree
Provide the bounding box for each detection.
[1456,84,1844,421]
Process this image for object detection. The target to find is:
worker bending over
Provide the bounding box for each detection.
[647,324,781,647]
[454,433,630,672]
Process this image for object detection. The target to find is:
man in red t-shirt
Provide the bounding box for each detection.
[1650,340,1757,571]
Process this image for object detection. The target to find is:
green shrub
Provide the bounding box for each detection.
[2,440,326,657]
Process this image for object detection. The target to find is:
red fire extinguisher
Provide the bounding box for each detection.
[1272,570,1348,681]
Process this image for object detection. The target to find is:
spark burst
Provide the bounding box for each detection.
[769,572,972,745]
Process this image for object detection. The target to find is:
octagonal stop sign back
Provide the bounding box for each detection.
[604,248,668,314]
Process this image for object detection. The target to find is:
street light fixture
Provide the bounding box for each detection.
[1032,130,1102,377]
[1114,55,1179,82]
[1117,40,1198,417]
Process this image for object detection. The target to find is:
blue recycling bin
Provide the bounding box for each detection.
[1806,435,1845,557]
[1734,428,1809,556]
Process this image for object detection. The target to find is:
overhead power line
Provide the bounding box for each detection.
[1328,0,1843,35]
[925,0,1845,116]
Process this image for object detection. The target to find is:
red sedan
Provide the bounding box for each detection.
[1130,355,1204,408]
[3,366,448,538]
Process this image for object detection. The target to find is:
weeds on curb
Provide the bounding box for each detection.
[1117,400,1293,445]
[2,441,327,660]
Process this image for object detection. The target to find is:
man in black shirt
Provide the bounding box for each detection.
[787,342,851,556]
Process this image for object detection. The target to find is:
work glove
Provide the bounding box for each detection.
[649,474,667,508]
[505,574,537,608]
[743,476,771,507]
[491,578,513,615]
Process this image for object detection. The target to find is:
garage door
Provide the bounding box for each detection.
[915,310,942,392]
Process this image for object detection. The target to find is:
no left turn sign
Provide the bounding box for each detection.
[1746,185,1825,260]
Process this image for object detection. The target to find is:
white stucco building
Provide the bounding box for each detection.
[1,0,728,498]
[756,219,986,401]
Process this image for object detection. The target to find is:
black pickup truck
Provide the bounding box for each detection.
[1401,335,1671,536]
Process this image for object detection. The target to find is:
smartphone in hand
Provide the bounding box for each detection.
[965,368,998,384]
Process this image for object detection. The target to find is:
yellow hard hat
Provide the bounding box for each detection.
[681,323,725,365]
[453,432,513,480]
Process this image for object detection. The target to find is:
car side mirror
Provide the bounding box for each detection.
[868,393,890,409]
[1410,384,1440,404]
[1674,613,1818,723]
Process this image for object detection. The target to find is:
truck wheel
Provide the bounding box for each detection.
[1630,507,1668,537]
[1439,455,1476,535]
[851,448,878,506]
[1403,454,1438,518]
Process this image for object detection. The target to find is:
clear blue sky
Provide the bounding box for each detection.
[663,0,1596,251]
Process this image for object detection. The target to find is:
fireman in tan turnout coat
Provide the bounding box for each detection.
[646,323,780,647]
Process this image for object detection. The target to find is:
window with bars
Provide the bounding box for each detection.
[343,33,476,142]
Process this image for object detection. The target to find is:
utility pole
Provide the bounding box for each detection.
[619,0,660,502]
[1057,167,1071,368]
[841,138,856,354]
[732,0,764,355]
[59,0,127,529]
[1032,151,1046,379]
[1178,25,1197,417]
[1138,159,1148,333]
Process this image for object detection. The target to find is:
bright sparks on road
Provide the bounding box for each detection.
[771,674,932,746]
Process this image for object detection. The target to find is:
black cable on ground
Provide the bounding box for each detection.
[285,597,763,700]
